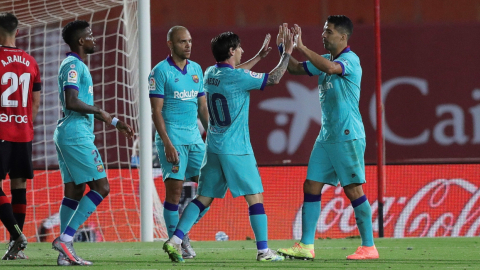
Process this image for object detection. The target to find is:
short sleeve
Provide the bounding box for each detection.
[148,68,166,98]
[237,69,269,91]
[33,60,41,84]
[334,55,357,77]
[302,60,322,77]
[62,61,82,91]
[196,65,205,97]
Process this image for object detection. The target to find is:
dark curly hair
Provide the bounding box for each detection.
[62,20,90,46]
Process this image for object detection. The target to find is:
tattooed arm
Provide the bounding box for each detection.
[266,53,291,86]
[265,26,294,86]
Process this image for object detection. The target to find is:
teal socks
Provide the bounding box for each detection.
[351,195,374,247]
[300,193,321,245]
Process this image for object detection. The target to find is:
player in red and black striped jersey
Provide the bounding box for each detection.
[0,12,41,260]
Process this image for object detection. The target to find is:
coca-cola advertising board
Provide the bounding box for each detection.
[2,164,479,242]
[186,164,480,240]
[150,24,480,164]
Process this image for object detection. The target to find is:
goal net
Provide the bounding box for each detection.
[0,0,167,242]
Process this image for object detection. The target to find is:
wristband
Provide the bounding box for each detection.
[111,117,119,127]
[278,43,284,55]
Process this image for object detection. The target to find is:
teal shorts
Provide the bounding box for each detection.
[306,138,366,187]
[197,152,263,198]
[156,142,205,181]
[55,141,107,185]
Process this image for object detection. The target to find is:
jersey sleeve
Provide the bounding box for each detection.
[61,61,82,91]
[32,59,42,92]
[237,69,269,91]
[334,54,358,77]
[196,65,205,97]
[148,68,166,98]
[303,54,331,76]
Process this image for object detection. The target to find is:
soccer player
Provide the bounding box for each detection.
[276,16,379,260]
[163,26,294,263]
[149,26,210,259]
[52,20,134,266]
[0,12,41,260]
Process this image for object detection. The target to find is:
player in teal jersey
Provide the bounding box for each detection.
[149,26,210,259]
[277,16,378,260]
[163,27,294,263]
[149,26,208,259]
[52,20,134,266]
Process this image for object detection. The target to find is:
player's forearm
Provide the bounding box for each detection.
[93,113,107,122]
[65,98,101,115]
[152,111,173,146]
[31,91,41,122]
[266,53,291,86]
[198,106,209,131]
[32,104,40,123]
[297,45,337,75]
[236,55,261,70]
[286,54,304,75]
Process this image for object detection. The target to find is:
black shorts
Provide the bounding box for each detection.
[0,140,34,180]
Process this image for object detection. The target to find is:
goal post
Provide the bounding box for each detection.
[136,0,153,242]
[0,0,164,242]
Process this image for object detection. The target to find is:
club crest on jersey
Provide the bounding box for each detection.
[175,78,179,83]
[97,164,104,172]
[249,71,263,79]
[192,75,199,83]
[172,165,179,173]
[149,77,156,91]
[68,70,78,83]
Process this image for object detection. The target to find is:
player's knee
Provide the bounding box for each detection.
[343,183,364,201]
[73,188,85,200]
[303,179,323,194]
[100,182,110,198]
[165,191,181,204]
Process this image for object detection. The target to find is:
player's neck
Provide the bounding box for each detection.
[170,54,187,69]
[220,58,236,69]
[70,47,87,61]
[330,44,348,59]
[0,35,16,47]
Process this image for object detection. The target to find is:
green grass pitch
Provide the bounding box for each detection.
[1,237,478,269]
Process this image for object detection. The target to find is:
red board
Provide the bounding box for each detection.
[3,165,479,242]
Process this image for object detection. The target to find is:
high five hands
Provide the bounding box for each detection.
[277,23,304,52]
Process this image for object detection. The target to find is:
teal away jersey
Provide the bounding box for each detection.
[303,46,365,143]
[54,52,95,145]
[204,63,268,155]
[149,56,205,145]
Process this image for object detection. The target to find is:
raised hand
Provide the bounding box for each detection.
[116,121,134,139]
[283,27,294,55]
[276,23,288,46]
[258,33,272,59]
[292,24,304,49]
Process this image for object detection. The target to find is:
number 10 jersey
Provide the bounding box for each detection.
[0,46,41,142]
[203,63,268,155]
